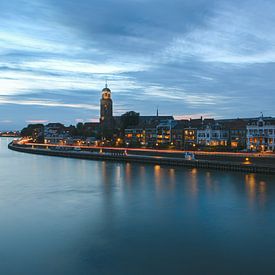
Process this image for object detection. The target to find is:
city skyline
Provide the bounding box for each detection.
[1,0,275,130]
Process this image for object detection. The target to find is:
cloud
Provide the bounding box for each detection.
[0,0,274,129]
[174,113,219,120]
[0,97,99,110]
[163,1,275,64]
[0,120,13,123]
[25,119,49,124]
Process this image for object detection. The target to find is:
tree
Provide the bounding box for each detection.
[121,111,140,130]
[21,124,44,143]
[76,122,84,136]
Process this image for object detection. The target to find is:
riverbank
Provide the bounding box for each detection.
[8,142,275,174]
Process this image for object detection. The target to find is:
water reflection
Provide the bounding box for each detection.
[125,162,132,185]
[245,174,267,207]
[168,168,176,190]
[154,165,162,192]
[2,138,275,274]
[189,168,199,197]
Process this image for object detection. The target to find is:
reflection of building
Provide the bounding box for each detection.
[100,84,114,137]
[247,117,275,151]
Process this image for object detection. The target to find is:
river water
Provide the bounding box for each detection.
[1,138,275,274]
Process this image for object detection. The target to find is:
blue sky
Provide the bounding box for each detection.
[0,0,275,129]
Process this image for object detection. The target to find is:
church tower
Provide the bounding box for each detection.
[100,84,114,137]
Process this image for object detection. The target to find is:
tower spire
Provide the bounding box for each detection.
[105,79,108,89]
[156,106,159,117]
[260,112,264,118]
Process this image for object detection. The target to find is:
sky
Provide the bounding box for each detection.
[0,0,275,130]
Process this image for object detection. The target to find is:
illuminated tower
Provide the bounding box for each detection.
[100,84,114,137]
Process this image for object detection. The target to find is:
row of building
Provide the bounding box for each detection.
[27,115,275,152]
[124,116,275,152]
[22,85,275,152]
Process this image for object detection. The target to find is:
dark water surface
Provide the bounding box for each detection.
[1,138,275,275]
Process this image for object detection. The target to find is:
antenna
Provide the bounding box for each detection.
[105,79,108,88]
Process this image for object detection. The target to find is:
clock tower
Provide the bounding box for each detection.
[100,84,114,137]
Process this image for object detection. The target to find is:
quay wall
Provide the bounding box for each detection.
[8,142,275,175]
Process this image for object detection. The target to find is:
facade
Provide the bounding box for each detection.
[171,120,189,149]
[44,123,70,144]
[124,122,159,147]
[218,119,247,149]
[100,84,114,137]
[197,124,228,147]
[156,120,177,145]
[125,127,145,146]
[183,128,197,149]
[247,117,275,152]
[124,116,173,147]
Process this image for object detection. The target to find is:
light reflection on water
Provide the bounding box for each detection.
[1,138,275,275]
[245,174,267,208]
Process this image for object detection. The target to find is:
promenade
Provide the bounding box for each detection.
[8,142,275,175]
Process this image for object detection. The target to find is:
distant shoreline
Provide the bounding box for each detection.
[0,135,20,138]
[8,142,275,175]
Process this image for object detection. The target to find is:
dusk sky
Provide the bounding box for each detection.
[1,0,275,129]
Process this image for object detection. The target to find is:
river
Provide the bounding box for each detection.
[1,138,275,274]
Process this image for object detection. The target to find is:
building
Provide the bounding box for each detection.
[183,128,197,149]
[171,120,189,149]
[156,119,177,145]
[100,84,114,138]
[125,126,145,146]
[219,119,247,149]
[44,123,69,144]
[247,117,275,152]
[124,116,174,147]
[197,124,228,147]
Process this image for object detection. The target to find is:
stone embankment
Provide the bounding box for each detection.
[8,142,275,175]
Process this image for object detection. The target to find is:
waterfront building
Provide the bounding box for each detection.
[125,126,145,146]
[183,127,197,149]
[171,120,189,149]
[156,119,177,145]
[219,119,247,149]
[124,116,173,147]
[247,117,275,152]
[44,123,70,144]
[197,124,229,147]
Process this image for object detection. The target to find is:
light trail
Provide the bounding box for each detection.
[22,142,275,158]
